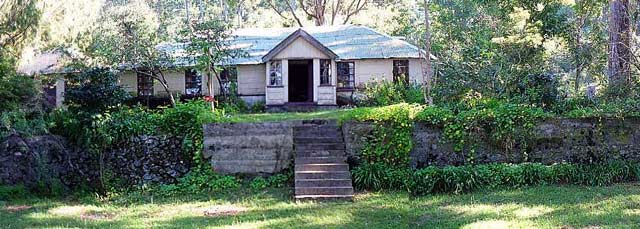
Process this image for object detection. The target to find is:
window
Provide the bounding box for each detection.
[269,61,282,86]
[185,69,202,96]
[393,60,409,84]
[137,72,154,96]
[337,62,355,89]
[320,59,332,85]
[220,66,237,94]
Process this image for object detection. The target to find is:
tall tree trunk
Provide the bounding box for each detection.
[155,70,177,107]
[575,17,584,95]
[185,0,191,25]
[422,0,433,105]
[608,0,632,90]
[207,52,215,111]
[198,0,205,22]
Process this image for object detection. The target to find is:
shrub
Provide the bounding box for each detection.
[155,166,240,196]
[0,185,29,200]
[0,73,39,112]
[64,68,130,114]
[0,110,47,139]
[266,173,291,188]
[249,177,269,191]
[355,161,640,195]
[358,80,424,107]
[352,163,413,191]
[347,103,423,166]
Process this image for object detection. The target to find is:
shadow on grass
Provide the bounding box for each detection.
[2,185,640,228]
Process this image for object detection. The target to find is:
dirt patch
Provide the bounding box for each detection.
[202,205,247,217]
[4,205,32,212]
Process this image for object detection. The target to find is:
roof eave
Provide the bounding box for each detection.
[261,29,338,62]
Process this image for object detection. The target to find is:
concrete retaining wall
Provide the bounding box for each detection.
[203,122,297,175]
[203,118,640,175]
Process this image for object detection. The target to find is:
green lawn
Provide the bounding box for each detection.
[221,108,364,123]
[2,184,640,228]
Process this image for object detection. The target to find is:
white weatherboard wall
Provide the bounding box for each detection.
[119,72,137,94]
[153,70,185,96]
[274,38,330,60]
[238,64,266,95]
[118,70,221,97]
[349,58,424,87]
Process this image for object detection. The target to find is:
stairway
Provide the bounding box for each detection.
[294,120,354,200]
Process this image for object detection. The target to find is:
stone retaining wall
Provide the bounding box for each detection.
[1,134,192,190]
[343,118,640,168]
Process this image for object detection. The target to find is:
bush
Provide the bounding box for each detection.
[0,185,29,200]
[249,173,292,191]
[0,110,47,139]
[352,163,413,191]
[354,161,640,195]
[249,177,269,190]
[358,80,424,106]
[346,103,423,166]
[49,99,223,192]
[64,68,130,114]
[154,166,240,196]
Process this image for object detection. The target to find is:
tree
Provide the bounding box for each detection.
[421,0,434,105]
[183,19,245,110]
[89,0,178,107]
[608,0,633,91]
[0,0,40,57]
[267,0,368,26]
[64,68,130,114]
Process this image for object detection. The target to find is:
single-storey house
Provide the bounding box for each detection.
[20,25,428,108]
[121,25,430,106]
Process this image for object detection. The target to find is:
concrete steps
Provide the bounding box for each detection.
[294,120,353,201]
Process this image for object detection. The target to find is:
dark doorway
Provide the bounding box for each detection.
[288,60,313,103]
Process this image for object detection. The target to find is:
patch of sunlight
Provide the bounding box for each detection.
[461,220,513,229]
[624,209,640,216]
[48,205,103,216]
[297,210,353,227]
[513,206,554,218]
[441,204,511,216]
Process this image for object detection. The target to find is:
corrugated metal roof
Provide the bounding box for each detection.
[159,25,424,66]
[21,25,426,75]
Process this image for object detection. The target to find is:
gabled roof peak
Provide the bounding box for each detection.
[261,28,338,62]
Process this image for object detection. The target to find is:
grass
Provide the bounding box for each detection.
[2,184,640,228]
[222,108,364,123]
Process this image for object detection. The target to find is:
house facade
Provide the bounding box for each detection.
[119,25,426,107]
[20,25,427,108]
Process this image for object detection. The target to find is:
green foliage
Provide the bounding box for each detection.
[249,177,269,191]
[354,161,640,195]
[64,68,130,114]
[555,96,640,118]
[0,73,39,112]
[357,80,424,107]
[249,101,266,113]
[249,173,292,191]
[50,99,222,192]
[0,0,41,55]
[418,99,547,154]
[154,166,240,196]
[348,103,423,166]
[352,163,414,191]
[0,185,29,200]
[0,110,47,139]
[346,100,547,165]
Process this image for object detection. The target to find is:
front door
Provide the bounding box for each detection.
[288,60,313,103]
